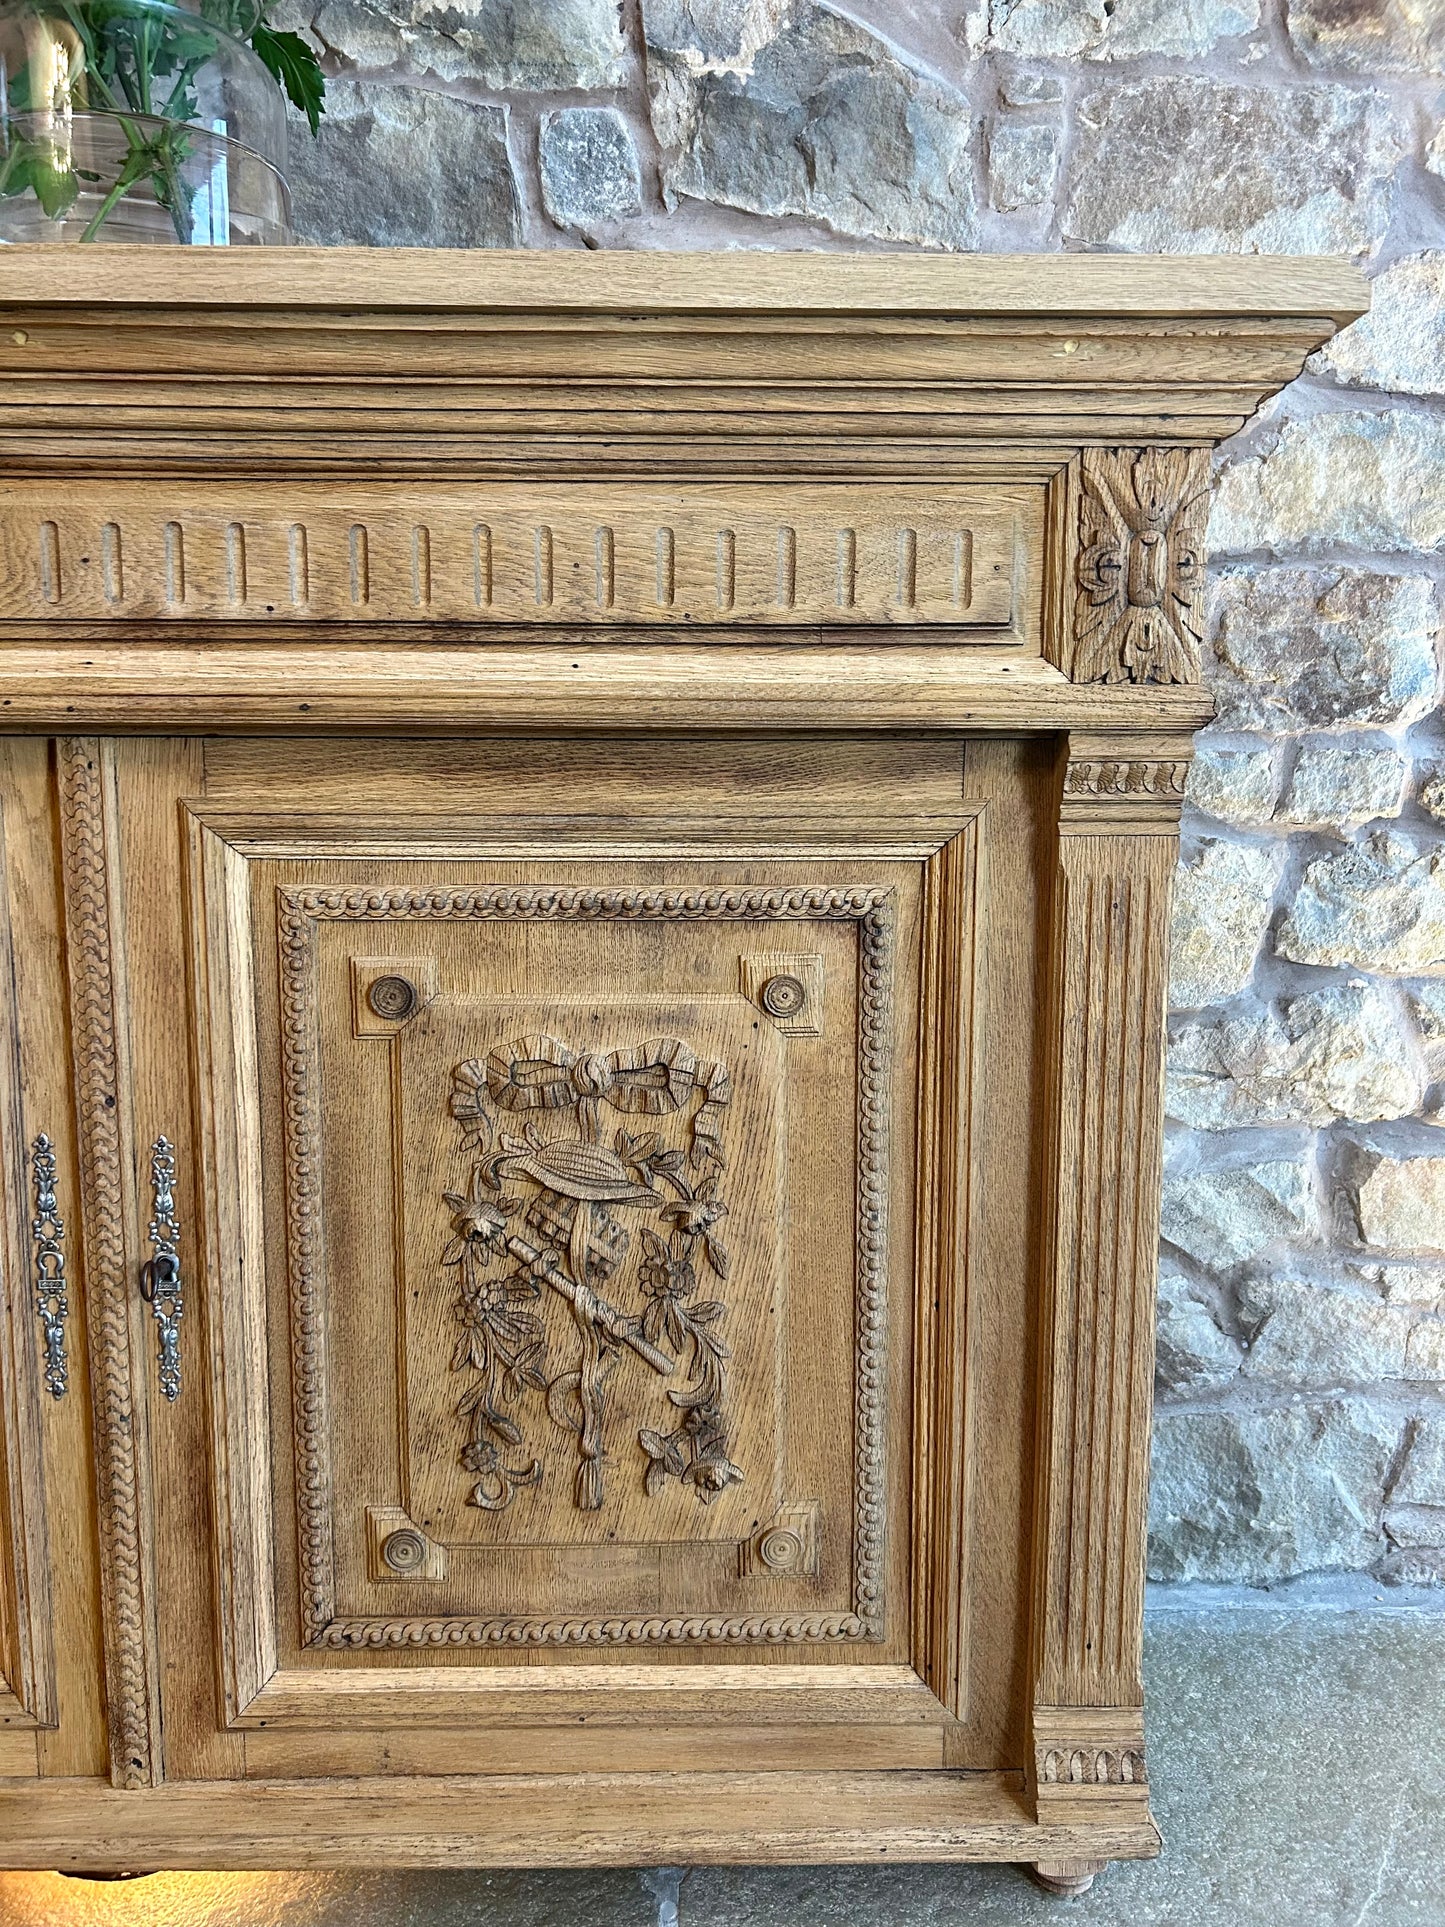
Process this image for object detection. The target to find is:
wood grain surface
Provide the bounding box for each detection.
[0,248,1354,1871]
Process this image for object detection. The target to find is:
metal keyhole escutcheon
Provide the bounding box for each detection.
[140,1135,183,1401]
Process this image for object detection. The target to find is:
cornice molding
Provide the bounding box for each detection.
[0,248,1367,468]
[0,246,1369,320]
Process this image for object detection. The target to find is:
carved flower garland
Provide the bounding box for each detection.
[440,1033,742,1512]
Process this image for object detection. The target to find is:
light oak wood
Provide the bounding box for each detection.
[240,1722,947,1777]
[0,246,1369,316]
[0,249,1355,1880]
[0,1771,1159,1869]
[0,645,1214,735]
[0,758,58,1734]
[56,740,164,1788]
[0,249,1363,485]
[0,742,108,1779]
[0,1728,37,1777]
[2,480,1031,633]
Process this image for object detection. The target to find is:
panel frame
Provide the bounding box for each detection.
[185,803,980,1737]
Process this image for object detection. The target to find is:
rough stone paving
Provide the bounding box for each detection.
[272,0,1445,1591]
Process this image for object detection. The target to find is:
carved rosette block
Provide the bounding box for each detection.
[1072,447,1208,685]
[739,1501,820,1579]
[366,1507,447,1584]
[739,953,825,1037]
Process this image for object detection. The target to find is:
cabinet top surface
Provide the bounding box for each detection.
[0,245,1368,323]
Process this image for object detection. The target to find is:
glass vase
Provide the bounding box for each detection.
[0,0,292,244]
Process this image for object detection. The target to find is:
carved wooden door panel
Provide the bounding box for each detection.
[144,739,991,1779]
[0,741,60,1767]
[0,742,112,1782]
[265,889,880,1659]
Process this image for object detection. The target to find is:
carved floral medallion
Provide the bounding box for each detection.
[1073,447,1207,685]
[441,1032,741,1514]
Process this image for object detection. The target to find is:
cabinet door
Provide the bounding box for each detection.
[126,738,986,1780]
[0,741,108,1781]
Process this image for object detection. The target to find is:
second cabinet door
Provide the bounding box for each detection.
[132,736,997,1780]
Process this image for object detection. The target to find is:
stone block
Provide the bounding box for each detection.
[1149,1402,1400,1582]
[987,119,1059,211]
[287,84,523,249]
[1237,1277,1412,1384]
[1186,742,1280,825]
[971,0,1260,58]
[1210,412,1445,558]
[540,108,643,227]
[1410,981,1445,1045]
[1156,1266,1243,1394]
[1287,0,1445,75]
[1169,838,1281,1009]
[1275,743,1408,828]
[1352,1149,1445,1254]
[1208,568,1440,733]
[1064,80,1400,255]
[1160,1158,1316,1271]
[1318,252,1445,399]
[641,0,979,248]
[1385,1420,1445,1547]
[1404,1319,1445,1381]
[309,0,626,88]
[997,69,1064,107]
[1166,982,1423,1130]
[1372,1259,1445,1308]
[1420,770,1445,825]
[642,0,785,65]
[1277,832,1445,975]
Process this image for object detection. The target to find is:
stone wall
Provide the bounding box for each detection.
[274,0,1445,1589]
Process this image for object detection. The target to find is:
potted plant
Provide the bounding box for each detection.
[0,0,324,243]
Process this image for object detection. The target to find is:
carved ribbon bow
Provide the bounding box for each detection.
[482,1033,729,1151]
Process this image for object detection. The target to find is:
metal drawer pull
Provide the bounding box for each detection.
[30,1134,69,1399]
[139,1135,183,1402]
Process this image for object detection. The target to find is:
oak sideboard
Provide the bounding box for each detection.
[0,249,1365,1893]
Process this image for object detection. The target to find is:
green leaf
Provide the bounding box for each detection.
[32,157,81,219]
[0,138,80,219]
[249,24,325,136]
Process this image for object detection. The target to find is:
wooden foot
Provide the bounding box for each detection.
[1031,1858,1105,1897]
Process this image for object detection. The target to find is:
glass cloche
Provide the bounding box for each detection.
[0,0,321,243]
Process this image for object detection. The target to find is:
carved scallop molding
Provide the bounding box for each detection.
[1038,1745,1147,1787]
[1062,759,1189,800]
